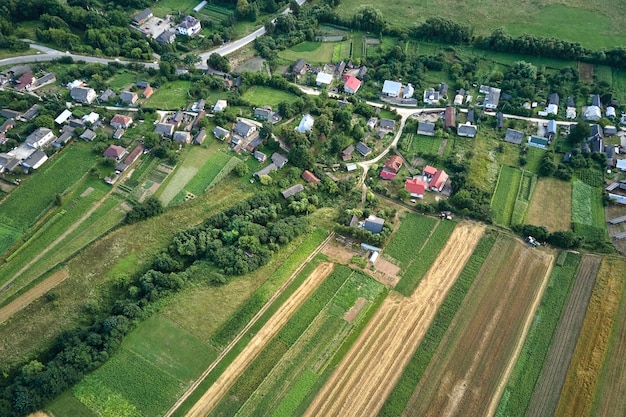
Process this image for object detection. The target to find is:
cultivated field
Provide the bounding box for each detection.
[278,42,336,64]
[555,257,626,417]
[525,177,572,231]
[571,180,607,245]
[491,166,522,226]
[241,86,299,107]
[403,234,553,417]
[523,254,600,417]
[302,222,484,417]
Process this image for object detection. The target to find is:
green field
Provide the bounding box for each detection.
[170,152,234,205]
[412,134,445,155]
[241,86,299,107]
[511,171,537,225]
[380,234,496,416]
[107,71,140,90]
[50,315,217,417]
[571,180,608,246]
[491,166,523,226]
[278,42,337,64]
[144,80,193,109]
[335,1,626,49]
[385,213,438,268]
[495,252,581,417]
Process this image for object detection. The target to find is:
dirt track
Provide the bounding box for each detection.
[302,222,484,417]
[0,268,69,324]
[184,261,334,417]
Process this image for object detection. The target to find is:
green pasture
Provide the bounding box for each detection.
[491,166,522,226]
[0,224,20,256]
[278,42,336,64]
[107,71,140,90]
[242,86,299,107]
[170,152,233,205]
[572,181,605,228]
[149,0,202,16]
[335,0,626,49]
[144,80,193,110]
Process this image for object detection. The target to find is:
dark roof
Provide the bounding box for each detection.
[467,109,475,123]
[496,112,504,128]
[590,138,603,153]
[563,152,572,163]
[133,8,153,23]
[380,118,395,129]
[364,215,384,234]
[504,129,524,144]
[1,109,20,119]
[589,124,603,140]
[80,129,96,141]
[70,87,94,103]
[457,124,477,137]
[567,96,575,107]
[292,59,307,74]
[100,89,116,102]
[120,91,137,103]
[355,141,371,156]
[21,104,39,121]
[591,94,602,107]
[281,183,304,198]
[271,152,288,167]
[417,121,435,136]
[22,149,47,169]
[549,93,560,105]
[155,123,174,136]
[439,83,448,96]
[234,120,255,137]
[137,81,149,88]
[254,108,272,118]
[194,130,206,144]
[213,126,229,138]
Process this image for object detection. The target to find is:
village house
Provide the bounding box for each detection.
[254,107,272,120]
[364,215,384,234]
[254,151,267,163]
[356,141,371,157]
[341,144,354,161]
[234,120,257,138]
[155,123,175,137]
[132,8,153,26]
[417,121,435,136]
[156,30,177,45]
[480,85,501,109]
[403,83,415,99]
[14,72,35,92]
[177,16,202,36]
[296,114,314,133]
[194,130,206,145]
[444,106,456,128]
[584,95,602,121]
[22,149,48,170]
[504,128,524,144]
[430,169,449,192]
[213,126,230,140]
[380,155,403,180]
[20,104,39,121]
[80,129,97,141]
[254,152,288,177]
[528,135,549,149]
[70,87,97,104]
[110,114,133,129]
[343,75,361,94]
[382,80,402,98]
[103,144,128,160]
[302,170,320,184]
[173,131,192,144]
[214,100,227,112]
[423,87,441,105]
[316,72,333,87]
[112,128,125,140]
[292,59,308,76]
[457,123,477,138]
[281,184,304,199]
[99,89,116,103]
[25,127,56,149]
[405,178,426,198]
[142,85,154,98]
[366,117,378,130]
[120,91,139,105]
[380,118,395,130]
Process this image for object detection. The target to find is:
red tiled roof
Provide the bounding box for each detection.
[424,165,437,176]
[380,170,397,180]
[142,85,154,98]
[405,178,425,195]
[103,144,126,159]
[431,169,449,191]
[343,75,361,92]
[302,170,320,184]
[384,155,403,173]
[111,114,132,126]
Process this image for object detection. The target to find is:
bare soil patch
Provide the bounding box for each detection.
[79,186,94,198]
[579,62,594,81]
[184,262,335,417]
[321,239,357,264]
[526,178,572,232]
[404,236,553,417]
[27,412,51,417]
[302,222,485,417]
[0,268,69,324]
[344,297,368,323]
[525,254,601,417]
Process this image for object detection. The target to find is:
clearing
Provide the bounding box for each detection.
[403,234,553,417]
[525,177,572,232]
[302,222,484,417]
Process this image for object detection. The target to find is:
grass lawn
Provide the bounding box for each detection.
[169,152,234,205]
[145,80,193,110]
[525,177,572,231]
[335,0,626,49]
[278,42,337,64]
[108,71,140,90]
[241,85,299,107]
[149,0,201,16]
[491,166,522,226]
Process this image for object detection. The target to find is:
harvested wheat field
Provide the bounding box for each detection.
[556,257,626,417]
[403,235,553,417]
[184,262,335,417]
[525,254,601,417]
[525,178,572,232]
[302,222,485,417]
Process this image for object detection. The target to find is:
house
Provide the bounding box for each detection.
[54,130,73,147]
[496,112,504,128]
[528,135,549,149]
[364,215,384,234]
[302,170,320,184]
[604,125,618,135]
[22,149,48,170]
[245,136,263,152]
[70,87,96,104]
[170,111,184,126]
[194,130,206,145]
[380,118,395,130]
[423,165,438,178]
[213,126,230,140]
[281,184,304,199]
[110,114,133,129]
[445,106,456,128]
[1,109,20,119]
[132,8,153,25]
[0,118,15,133]
[405,178,426,198]
[417,121,435,136]
[177,16,202,36]
[546,119,557,135]
[589,124,603,141]
[103,144,127,160]
[173,131,192,144]
[214,100,227,112]
[423,88,440,105]
[254,151,267,163]
[357,66,368,79]
[584,95,602,121]
[0,153,19,173]
[343,75,361,94]
[590,138,603,153]
[66,79,84,89]
[112,128,125,140]
[55,109,73,125]
[566,106,577,119]
[605,145,617,168]
[346,163,357,172]
[82,112,100,125]
[142,85,154,98]
[254,107,272,120]
[191,99,206,112]
[403,83,415,99]
[457,123,477,138]
[292,59,308,75]
[14,72,35,91]
[25,127,55,148]
[380,155,403,180]
[382,80,402,97]
[607,106,616,118]
[120,91,138,104]
[69,119,85,129]
[79,129,96,141]
[483,86,501,109]
[155,123,175,137]
[547,93,559,115]
[156,30,176,44]
[316,72,333,86]
[504,128,524,144]
[20,104,39,121]
[341,144,354,161]
[99,89,116,102]
[366,117,378,130]
[234,120,256,138]
[616,159,626,171]
[32,73,56,90]
[430,169,448,192]
[272,152,288,168]
[454,93,464,106]
[296,114,314,133]
[355,141,371,157]
[334,61,346,77]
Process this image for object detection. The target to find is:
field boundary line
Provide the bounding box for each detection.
[164,231,333,417]
[490,165,504,206]
[486,248,555,417]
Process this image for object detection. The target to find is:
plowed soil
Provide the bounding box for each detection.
[302,222,485,417]
[525,254,601,417]
[403,235,553,417]
[184,262,335,417]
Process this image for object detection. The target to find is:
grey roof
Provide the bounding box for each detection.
[567,96,575,107]
[549,93,560,105]
[100,89,116,102]
[605,145,616,159]
[22,149,47,169]
[133,8,153,23]
[604,125,618,135]
[467,109,475,123]
[591,94,602,107]
[496,112,504,128]
[485,87,501,108]
[417,121,435,136]
[547,119,557,134]
[254,163,277,177]
[156,29,176,44]
[292,59,308,74]
[439,83,448,96]
[590,138,603,153]
[69,119,85,129]
[120,91,137,103]
[355,141,371,156]
[34,73,55,87]
[112,128,125,139]
[364,215,384,234]
[172,111,184,122]
[137,81,149,88]
[25,127,53,147]
[70,87,94,103]
[234,120,255,137]
[173,131,191,143]
[281,183,304,199]
[504,129,524,144]
[380,118,395,130]
[1,109,20,118]
[213,126,229,138]
[590,124,603,140]
[254,108,272,118]
[194,130,206,144]
[80,129,96,141]
[271,152,288,167]
[254,150,266,161]
[56,131,73,145]
[155,123,174,136]
[0,118,15,132]
[21,104,39,121]
[457,124,477,137]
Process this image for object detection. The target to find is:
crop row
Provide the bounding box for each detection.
[491,165,523,226]
[380,234,497,416]
[572,180,604,227]
[512,171,536,225]
[386,213,438,267]
[495,252,581,417]
[395,219,456,297]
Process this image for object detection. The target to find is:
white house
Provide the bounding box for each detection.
[403,83,414,99]
[177,16,202,36]
[54,109,73,125]
[316,72,333,86]
[296,114,314,133]
[214,100,227,112]
[382,80,402,97]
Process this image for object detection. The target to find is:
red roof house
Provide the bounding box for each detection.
[110,114,133,129]
[103,144,128,160]
[142,85,154,98]
[444,106,456,128]
[405,178,426,198]
[430,169,449,192]
[302,170,320,184]
[15,72,35,91]
[343,75,362,94]
[380,155,403,180]
[423,165,437,177]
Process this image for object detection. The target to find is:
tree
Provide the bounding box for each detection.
[207,53,230,72]
[259,174,272,185]
[259,121,273,140]
[234,162,248,177]
[288,145,315,170]
[182,53,201,69]
[398,189,410,200]
[289,0,300,16]
[568,122,591,144]
[35,114,55,130]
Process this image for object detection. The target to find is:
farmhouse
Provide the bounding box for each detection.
[457,123,477,138]
[302,170,320,184]
[20,104,39,122]
[120,91,138,104]
[70,87,96,104]
[504,128,524,144]
[22,149,48,170]
[405,178,426,198]
[155,123,175,137]
[316,72,333,86]
[380,118,395,130]
[364,215,385,234]
[430,169,448,192]
[341,144,354,161]
[1,109,20,119]
[343,75,361,94]
[0,153,19,173]
[584,95,602,121]
[234,120,257,138]
[156,30,176,45]
[103,144,127,160]
[417,121,435,136]
[110,114,133,129]
[382,80,402,97]
[380,155,403,180]
[281,184,304,199]
[25,127,55,148]
[214,100,227,112]
[213,126,230,140]
[173,131,192,144]
[133,8,153,25]
[546,93,559,115]
[296,114,314,133]
[356,141,371,157]
[292,59,308,75]
[82,112,100,125]
[177,15,201,36]
[194,130,206,145]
